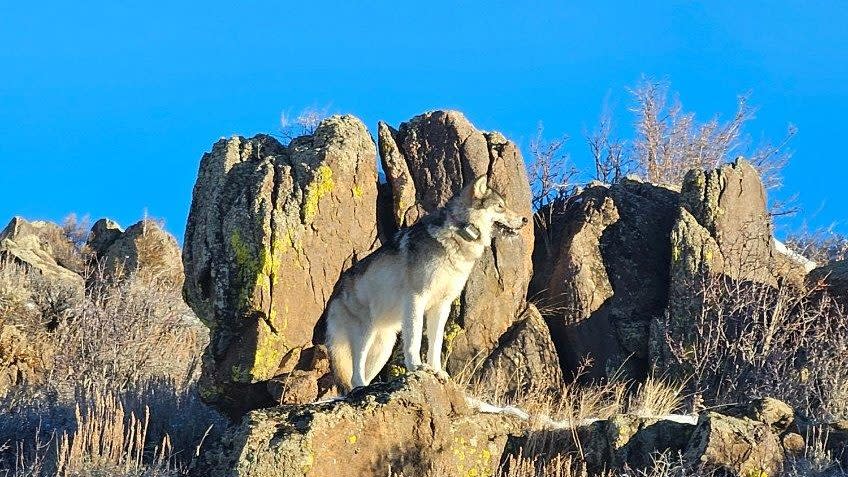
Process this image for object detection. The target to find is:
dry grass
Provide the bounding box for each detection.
[0,260,225,476]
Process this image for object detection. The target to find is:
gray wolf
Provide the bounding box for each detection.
[324,175,528,392]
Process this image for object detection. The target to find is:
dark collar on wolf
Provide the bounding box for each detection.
[457,223,481,241]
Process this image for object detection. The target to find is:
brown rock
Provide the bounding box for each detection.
[685,412,784,477]
[183,116,379,416]
[200,371,522,477]
[781,432,805,455]
[679,158,775,285]
[473,304,563,399]
[530,179,679,380]
[86,218,123,258]
[95,219,183,288]
[379,110,534,383]
[0,217,84,287]
[808,259,848,302]
[721,397,795,434]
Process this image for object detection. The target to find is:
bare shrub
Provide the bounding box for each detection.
[279,106,330,142]
[586,106,632,184]
[660,273,848,421]
[528,124,579,210]
[630,78,794,189]
[0,261,223,476]
[786,228,848,264]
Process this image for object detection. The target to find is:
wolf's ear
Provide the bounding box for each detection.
[468,175,488,200]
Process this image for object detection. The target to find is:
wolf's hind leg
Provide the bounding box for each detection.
[350,328,376,389]
[364,328,397,384]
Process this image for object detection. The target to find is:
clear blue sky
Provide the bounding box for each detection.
[2,1,846,240]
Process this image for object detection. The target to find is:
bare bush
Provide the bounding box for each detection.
[787,228,848,264]
[279,106,330,142]
[630,79,794,189]
[659,273,848,421]
[586,106,632,184]
[0,261,223,476]
[528,124,579,210]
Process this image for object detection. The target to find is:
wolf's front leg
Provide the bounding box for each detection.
[425,301,453,380]
[401,297,426,371]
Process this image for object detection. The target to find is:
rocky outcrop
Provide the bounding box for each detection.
[678,159,777,285]
[378,110,535,382]
[183,116,379,416]
[685,412,785,477]
[654,159,806,373]
[473,304,562,399]
[200,372,522,477]
[514,397,796,477]
[88,219,183,287]
[0,217,84,287]
[529,179,679,380]
[808,259,848,303]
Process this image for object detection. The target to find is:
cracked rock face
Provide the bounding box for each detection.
[198,371,521,477]
[183,116,379,416]
[529,179,679,380]
[378,110,535,382]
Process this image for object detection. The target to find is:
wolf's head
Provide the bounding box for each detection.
[448,175,528,244]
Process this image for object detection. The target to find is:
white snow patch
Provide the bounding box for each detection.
[774,239,817,273]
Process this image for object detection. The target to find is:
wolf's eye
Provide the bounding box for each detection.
[497,202,504,211]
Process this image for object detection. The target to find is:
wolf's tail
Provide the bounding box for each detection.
[325,321,353,393]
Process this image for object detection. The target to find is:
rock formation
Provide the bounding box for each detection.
[182,117,379,416]
[0,217,84,287]
[87,218,183,287]
[200,371,522,477]
[529,179,679,379]
[378,111,536,382]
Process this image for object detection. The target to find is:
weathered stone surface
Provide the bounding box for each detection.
[685,412,784,477]
[86,218,123,257]
[721,397,795,434]
[200,372,522,477]
[679,158,775,285]
[474,304,563,399]
[0,217,84,287]
[808,259,848,302]
[529,179,679,380]
[94,219,183,288]
[378,111,534,382]
[183,116,379,416]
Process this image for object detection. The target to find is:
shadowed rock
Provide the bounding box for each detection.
[529,179,679,380]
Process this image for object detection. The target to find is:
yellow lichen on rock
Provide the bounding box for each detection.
[302,164,334,223]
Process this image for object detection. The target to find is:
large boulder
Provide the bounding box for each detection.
[685,412,785,477]
[377,111,535,381]
[678,158,778,285]
[529,179,679,380]
[88,219,184,288]
[183,116,379,416]
[654,159,802,373]
[0,217,84,287]
[473,304,563,399]
[807,259,848,303]
[200,371,522,477]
